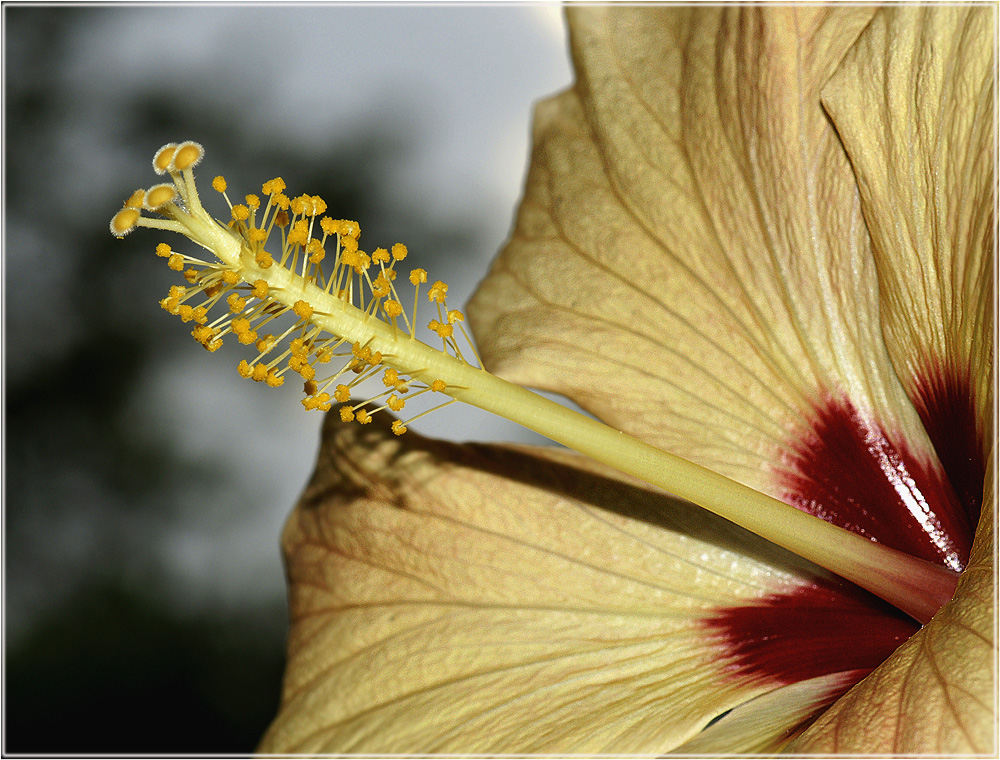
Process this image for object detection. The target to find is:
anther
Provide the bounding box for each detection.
[293,300,313,320]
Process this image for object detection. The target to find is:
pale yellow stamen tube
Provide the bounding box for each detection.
[210,224,958,623]
[114,148,959,625]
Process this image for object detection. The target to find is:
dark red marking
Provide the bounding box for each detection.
[777,397,970,572]
[705,577,918,686]
[705,393,978,689]
[911,364,985,531]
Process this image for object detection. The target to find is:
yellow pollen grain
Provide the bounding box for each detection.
[288,220,309,246]
[428,280,448,303]
[428,320,453,339]
[292,300,313,320]
[320,217,338,236]
[262,177,286,196]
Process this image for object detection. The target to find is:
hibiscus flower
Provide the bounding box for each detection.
[256,7,993,753]
[111,5,993,754]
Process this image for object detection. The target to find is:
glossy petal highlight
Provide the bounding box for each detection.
[468,5,971,591]
[822,6,994,525]
[792,459,996,754]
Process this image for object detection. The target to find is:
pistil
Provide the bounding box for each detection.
[111,142,960,624]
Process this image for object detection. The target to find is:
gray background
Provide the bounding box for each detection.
[4,4,571,751]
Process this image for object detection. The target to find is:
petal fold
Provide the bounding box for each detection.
[669,671,862,755]
[821,6,994,524]
[468,7,944,511]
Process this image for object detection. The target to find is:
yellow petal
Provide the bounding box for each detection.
[259,413,861,753]
[468,6,944,504]
[792,456,996,754]
[821,6,994,519]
